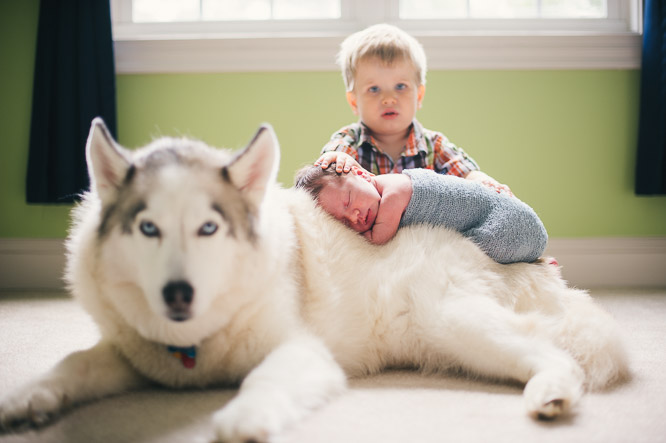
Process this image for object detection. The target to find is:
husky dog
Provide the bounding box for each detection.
[0,119,628,442]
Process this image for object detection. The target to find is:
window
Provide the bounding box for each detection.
[400,0,608,19]
[131,0,341,22]
[111,0,642,73]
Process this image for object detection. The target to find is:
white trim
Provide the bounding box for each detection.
[1,237,664,291]
[0,239,67,292]
[544,237,666,289]
[114,33,641,73]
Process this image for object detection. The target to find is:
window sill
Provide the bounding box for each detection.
[113,31,642,74]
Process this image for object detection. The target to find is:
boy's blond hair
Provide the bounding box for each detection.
[337,24,427,92]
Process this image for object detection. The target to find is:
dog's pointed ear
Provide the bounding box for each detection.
[86,117,131,201]
[226,124,280,205]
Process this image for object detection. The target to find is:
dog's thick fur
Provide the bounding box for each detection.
[0,120,628,442]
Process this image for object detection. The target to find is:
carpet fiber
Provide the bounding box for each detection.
[0,288,664,443]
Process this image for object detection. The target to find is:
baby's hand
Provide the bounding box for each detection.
[362,227,390,245]
[315,152,360,173]
[363,173,413,245]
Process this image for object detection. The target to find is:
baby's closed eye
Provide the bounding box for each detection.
[343,191,351,209]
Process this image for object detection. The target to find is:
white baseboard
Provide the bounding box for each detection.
[0,239,67,291]
[544,237,666,289]
[0,237,665,292]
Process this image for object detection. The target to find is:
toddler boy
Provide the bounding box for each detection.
[317,23,508,192]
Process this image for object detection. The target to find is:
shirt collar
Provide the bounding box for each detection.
[359,121,377,146]
[405,120,428,157]
[359,120,428,158]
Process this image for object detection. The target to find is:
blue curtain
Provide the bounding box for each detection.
[26,0,117,203]
[636,0,666,195]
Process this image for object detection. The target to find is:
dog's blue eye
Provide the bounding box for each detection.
[198,222,218,236]
[139,221,160,238]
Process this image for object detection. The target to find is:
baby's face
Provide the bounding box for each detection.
[318,172,380,234]
[347,56,425,138]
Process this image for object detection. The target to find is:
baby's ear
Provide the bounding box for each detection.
[346,91,359,115]
[417,84,426,109]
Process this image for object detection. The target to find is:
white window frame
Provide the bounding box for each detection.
[111,0,642,73]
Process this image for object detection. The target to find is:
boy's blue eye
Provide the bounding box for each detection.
[396,83,407,90]
[368,86,379,93]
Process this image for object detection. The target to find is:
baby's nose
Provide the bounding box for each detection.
[347,208,360,224]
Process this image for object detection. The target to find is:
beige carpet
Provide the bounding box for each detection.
[0,288,664,443]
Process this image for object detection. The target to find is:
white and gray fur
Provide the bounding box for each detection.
[0,119,629,442]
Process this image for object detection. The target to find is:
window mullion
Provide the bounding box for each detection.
[339,0,353,20]
[385,0,400,22]
[349,0,392,28]
[606,0,620,19]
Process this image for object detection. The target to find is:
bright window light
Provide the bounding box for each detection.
[399,0,607,20]
[131,0,341,22]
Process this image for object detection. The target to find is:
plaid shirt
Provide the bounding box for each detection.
[321,120,480,177]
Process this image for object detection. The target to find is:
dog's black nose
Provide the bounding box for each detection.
[162,281,194,322]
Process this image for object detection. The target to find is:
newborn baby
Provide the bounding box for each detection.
[294,164,547,264]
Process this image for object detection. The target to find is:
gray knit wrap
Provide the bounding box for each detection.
[399,169,547,264]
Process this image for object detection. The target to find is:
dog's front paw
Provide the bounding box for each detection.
[523,369,583,420]
[0,383,67,431]
[212,392,294,443]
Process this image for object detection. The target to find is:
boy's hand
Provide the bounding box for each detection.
[315,152,361,173]
[466,170,513,197]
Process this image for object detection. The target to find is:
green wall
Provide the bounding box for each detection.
[2,1,665,239]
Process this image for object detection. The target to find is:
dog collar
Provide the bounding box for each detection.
[167,345,196,369]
